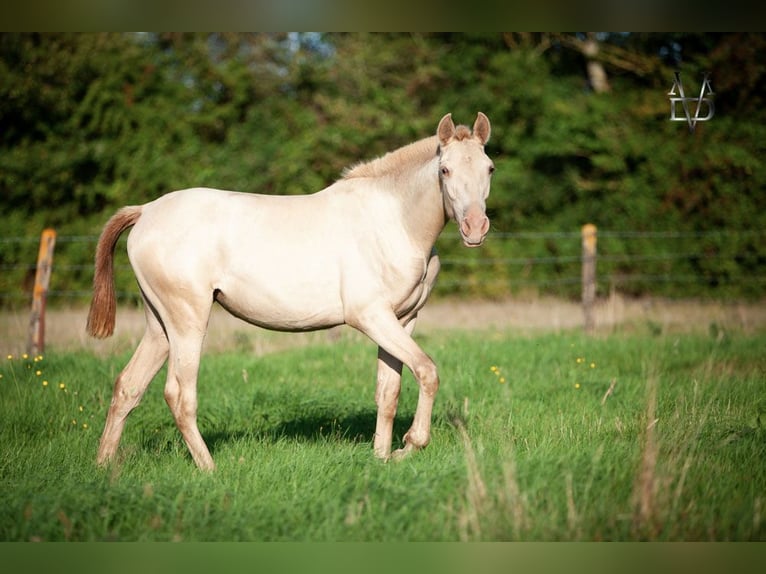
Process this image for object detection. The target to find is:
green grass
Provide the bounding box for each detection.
[1,327,765,541]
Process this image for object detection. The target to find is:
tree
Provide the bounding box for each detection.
[1,33,765,305]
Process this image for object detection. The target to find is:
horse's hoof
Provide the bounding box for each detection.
[390,443,417,461]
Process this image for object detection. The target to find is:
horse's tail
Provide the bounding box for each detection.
[86,206,142,338]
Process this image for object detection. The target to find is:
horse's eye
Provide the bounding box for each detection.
[440,166,450,177]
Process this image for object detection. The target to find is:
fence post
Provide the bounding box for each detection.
[581,223,597,334]
[27,228,57,356]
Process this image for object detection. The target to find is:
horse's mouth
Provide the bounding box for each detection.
[461,235,486,248]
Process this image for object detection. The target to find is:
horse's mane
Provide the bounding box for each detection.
[341,123,475,180]
[341,135,441,180]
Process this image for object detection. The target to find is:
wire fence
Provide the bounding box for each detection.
[440,228,765,298]
[1,228,765,307]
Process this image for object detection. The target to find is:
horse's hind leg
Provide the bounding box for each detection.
[161,298,216,471]
[97,302,169,467]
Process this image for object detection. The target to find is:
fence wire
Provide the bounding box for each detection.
[1,229,765,304]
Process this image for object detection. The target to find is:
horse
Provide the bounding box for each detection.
[87,112,494,471]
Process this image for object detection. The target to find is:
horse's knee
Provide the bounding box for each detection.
[414,360,439,396]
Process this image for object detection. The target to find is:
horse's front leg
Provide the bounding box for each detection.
[391,344,438,460]
[374,347,401,459]
[353,307,438,460]
[389,251,441,459]
[371,252,441,460]
[373,319,417,459]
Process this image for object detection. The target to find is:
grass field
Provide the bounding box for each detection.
[1,318,765,541]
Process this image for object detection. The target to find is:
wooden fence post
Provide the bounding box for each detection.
[581,223,597,334]
[27,228,57,356]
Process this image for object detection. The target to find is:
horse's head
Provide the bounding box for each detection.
[437,112,494,248]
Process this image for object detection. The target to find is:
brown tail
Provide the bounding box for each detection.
[86,206,142,338]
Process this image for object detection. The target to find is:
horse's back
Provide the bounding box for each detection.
[136,187,317,228]
[132,187,328,247]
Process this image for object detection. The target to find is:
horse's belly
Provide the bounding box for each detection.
[214,276,345,332]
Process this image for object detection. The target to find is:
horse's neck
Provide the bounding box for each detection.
[396,159,447,253]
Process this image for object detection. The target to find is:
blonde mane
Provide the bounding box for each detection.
[342,135,440,180]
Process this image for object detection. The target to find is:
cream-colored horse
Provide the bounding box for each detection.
[87,112,494,470]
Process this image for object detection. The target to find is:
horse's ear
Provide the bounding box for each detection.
[473,112,491,145]
[437,113,455,146]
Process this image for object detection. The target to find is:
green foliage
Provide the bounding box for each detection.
[1,329,765,540]
[1,33,765,305]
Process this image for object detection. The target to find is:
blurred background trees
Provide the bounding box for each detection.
[1,32,764,304]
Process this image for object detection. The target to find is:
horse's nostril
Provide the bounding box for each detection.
[461,215,489,239]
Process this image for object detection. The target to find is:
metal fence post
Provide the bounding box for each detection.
[27,229,57,356]
[582,223,597,333]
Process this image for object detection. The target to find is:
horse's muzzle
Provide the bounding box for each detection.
[460,209,490,247]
